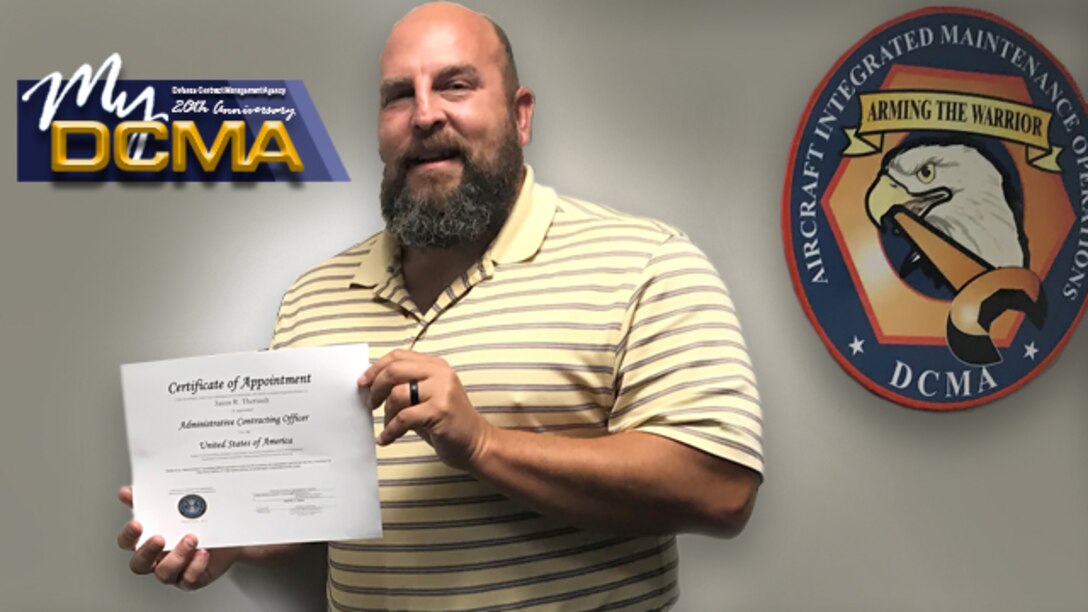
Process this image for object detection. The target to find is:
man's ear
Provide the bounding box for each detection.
[513,86,535,147]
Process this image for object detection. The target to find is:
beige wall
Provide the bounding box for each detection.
[1,1,1085,610]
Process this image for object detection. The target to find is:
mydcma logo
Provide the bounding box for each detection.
[17,53,348,182]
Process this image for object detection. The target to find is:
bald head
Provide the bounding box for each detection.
[383,2,519,99]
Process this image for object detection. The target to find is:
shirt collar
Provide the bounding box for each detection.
[349,165,555,288]
[349,229,398,288]
[487,165,555,265]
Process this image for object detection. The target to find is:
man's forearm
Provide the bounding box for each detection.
[469,428,759,538]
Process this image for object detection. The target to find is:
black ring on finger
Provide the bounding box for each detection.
[409,379,420,406]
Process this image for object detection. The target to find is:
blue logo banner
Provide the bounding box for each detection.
[18,54,349,182]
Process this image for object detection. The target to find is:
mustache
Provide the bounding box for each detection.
[392,134,469,171]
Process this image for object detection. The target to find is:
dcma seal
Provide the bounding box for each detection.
[783,8,1088,409]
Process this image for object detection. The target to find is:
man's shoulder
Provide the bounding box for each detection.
[281,231,382,296]
[540,188,722,282]
[546,189,687,245]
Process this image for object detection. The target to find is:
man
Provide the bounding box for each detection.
[118,3,763,609]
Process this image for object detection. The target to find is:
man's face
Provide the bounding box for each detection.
[377,11,526,249]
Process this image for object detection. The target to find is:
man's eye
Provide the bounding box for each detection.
[383,91,411,106]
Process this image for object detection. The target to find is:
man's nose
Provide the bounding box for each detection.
[411,90,445,135]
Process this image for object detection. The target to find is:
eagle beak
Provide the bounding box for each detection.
[866,174,910,228]
[866,173,953,229]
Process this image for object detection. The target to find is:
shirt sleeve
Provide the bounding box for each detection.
[609,233,764,476]
[268,287,294,350]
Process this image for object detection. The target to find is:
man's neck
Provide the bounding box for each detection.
[400,233,494,313]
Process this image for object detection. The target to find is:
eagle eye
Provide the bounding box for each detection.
[916,162,936,184]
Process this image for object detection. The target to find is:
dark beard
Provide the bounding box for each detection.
[379,130,522,250]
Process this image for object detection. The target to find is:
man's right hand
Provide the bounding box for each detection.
[117,486,244,591]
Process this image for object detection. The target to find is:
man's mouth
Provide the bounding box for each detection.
[406,149,464,171]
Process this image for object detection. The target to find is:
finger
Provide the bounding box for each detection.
[117,519,143,551]
[379,381,408,434]
[154,535,199,585]
[178,549,211,591]
[358,348,423,386]
[118,486,133,508]
[358,348,411,386]
[129,535,165,574]
[379,403,432,446]
[367,359,433,410]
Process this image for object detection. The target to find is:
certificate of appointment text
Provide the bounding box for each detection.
[121,344,382,549]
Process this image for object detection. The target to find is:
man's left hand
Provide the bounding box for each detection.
[359,349,494,470]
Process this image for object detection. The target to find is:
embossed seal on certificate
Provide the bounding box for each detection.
[178,494,207,519]
[783,8,1088,409]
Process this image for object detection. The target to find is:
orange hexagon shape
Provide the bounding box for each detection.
[822,64,1075,347]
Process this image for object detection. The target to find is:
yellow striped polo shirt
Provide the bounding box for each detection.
[270,167,763,611]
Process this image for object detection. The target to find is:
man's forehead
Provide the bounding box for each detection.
[380,4,502,79]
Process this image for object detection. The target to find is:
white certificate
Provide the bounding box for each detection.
[121,344,382,550]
